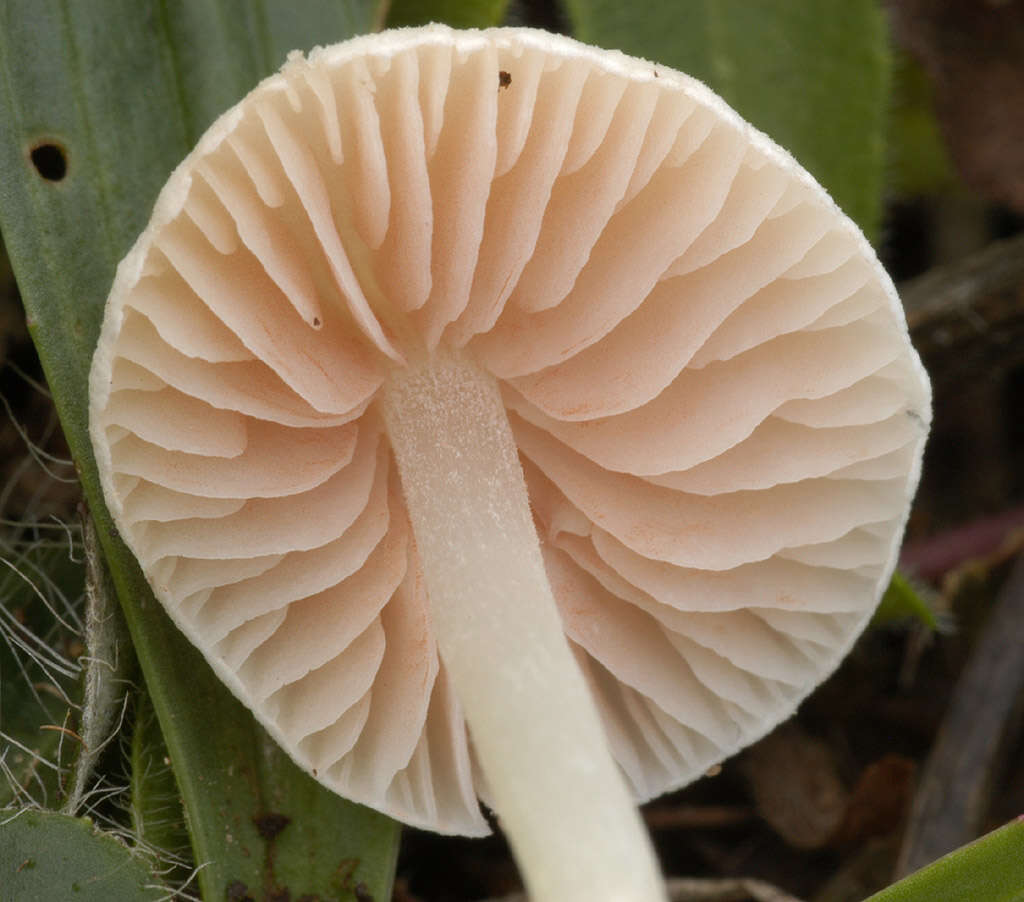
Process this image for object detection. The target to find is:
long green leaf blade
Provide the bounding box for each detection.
[563,0,891,241]
[865,818,1024,902]
[0,3,400,899]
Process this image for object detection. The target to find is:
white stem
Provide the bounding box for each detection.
[380,348,666,902]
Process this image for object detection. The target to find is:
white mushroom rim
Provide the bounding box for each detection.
[89,24,931,902]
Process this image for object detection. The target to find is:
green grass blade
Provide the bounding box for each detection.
[865,818,1024,902]
[563,0,891,242]
[873,570,939,629]
[0,3,400,899]
[128,685,194,891]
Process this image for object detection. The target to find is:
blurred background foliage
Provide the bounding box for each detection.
[1,1,1022,901]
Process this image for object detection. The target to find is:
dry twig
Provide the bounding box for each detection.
[896,552,1024,876]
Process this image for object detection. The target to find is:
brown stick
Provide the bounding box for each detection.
[896,553,1024,876]
[901,231,1024,397]
[900,505,1024,582]
[644,805,756,831]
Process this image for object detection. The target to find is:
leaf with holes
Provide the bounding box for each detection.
[0,3,399,900]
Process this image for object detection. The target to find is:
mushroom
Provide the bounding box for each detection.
[88,25,931,902]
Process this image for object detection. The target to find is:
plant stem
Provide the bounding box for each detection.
[379,347,666,902]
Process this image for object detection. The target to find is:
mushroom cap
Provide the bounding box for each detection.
[89,25,931,836]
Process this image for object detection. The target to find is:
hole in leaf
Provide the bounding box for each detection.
[30,142,68,181]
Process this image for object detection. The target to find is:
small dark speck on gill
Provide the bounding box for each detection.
[499,70,512,89]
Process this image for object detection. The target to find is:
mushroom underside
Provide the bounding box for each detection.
[90,25,930,846]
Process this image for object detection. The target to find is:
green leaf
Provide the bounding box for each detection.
[864,817,1024,902]
[888,52,956,197]
[0,3,400,900]
[127,683,196,891]
[873,571,939,629]
[386,0,510,28]
[0,808,165,902]
[563,0,891,242]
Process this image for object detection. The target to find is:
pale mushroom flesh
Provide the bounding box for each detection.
[89,22,931,899]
